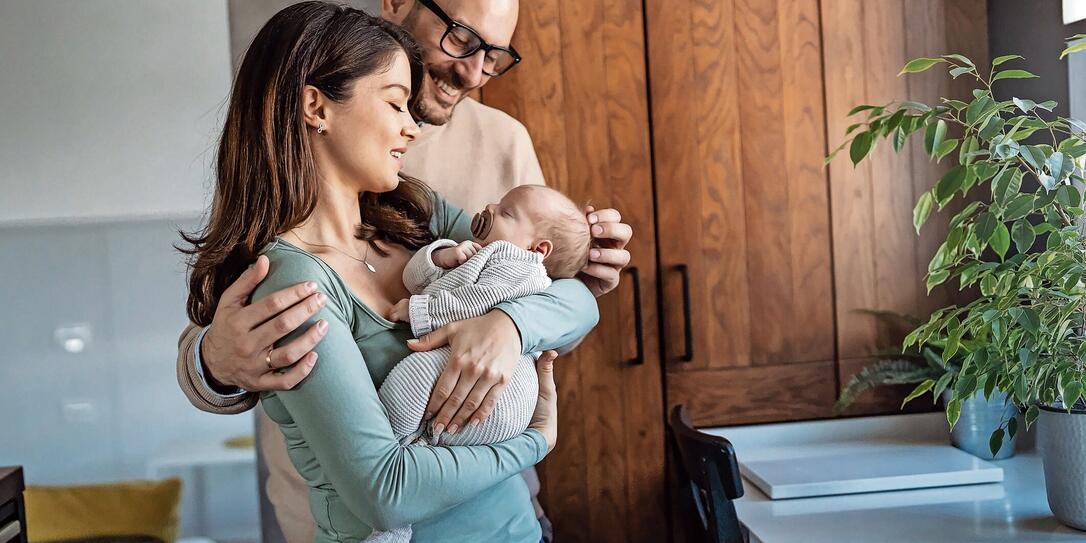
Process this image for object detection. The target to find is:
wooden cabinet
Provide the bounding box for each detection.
[482,0,988,540]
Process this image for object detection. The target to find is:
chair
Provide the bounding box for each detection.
[668,405,746,543]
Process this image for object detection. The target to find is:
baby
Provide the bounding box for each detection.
[366,185,591,542]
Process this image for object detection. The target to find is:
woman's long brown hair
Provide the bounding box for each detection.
[180,2,433,326]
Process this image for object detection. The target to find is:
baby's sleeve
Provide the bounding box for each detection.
[402,239,459,294]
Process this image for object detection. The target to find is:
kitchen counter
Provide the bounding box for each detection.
[705,413,1086,543]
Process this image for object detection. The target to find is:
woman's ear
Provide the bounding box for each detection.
[381,0,416,24]
[533,239,553,259]
[301,85,328,131]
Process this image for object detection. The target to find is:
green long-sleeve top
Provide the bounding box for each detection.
[256,196,599,542]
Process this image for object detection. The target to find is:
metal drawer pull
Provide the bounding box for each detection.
[0,520,21,543]
[626,266,645,365]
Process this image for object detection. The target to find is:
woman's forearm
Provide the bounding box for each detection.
[494,278,599,354]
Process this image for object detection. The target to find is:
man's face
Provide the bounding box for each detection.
[384,0,519,125]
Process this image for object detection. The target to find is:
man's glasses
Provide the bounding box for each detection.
[416,0,521,77]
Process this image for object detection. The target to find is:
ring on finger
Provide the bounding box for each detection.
[265,346,275,370]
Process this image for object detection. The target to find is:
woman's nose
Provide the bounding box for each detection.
[402,118,420,142]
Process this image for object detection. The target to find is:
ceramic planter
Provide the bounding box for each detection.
[941,390,1018,459]
[1038,402,1086,531]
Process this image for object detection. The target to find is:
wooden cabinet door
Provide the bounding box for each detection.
[646,0,837,426]
[481,0,667,541]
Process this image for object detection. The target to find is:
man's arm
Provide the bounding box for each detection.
[176,323,258,414]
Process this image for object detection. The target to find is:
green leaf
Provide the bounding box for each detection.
[902,379,936,408]
[1021,145,1047,171]
[933,372,954,402]
[1008,416,1018,439]
[900,57,945,75]
[935,138,959,162]
[979,116,1005,141]
[924,119,947,157]
[944,53,976,68]
[898,100,932,112]
[927,269,950,292]
[1012,220,1035,253]
[992,168,1022,205]
[1002,194,1035,221]
[1025,404,1039,427]
[990,222,1010,259]
[1037,100,1057,111]
[954,373,977,396]
[850,131,874,165]
[848,104,880,116]
[936,166,968,204]
[913,191,935,233]
[892,127,907,152]
[1016,307,1041,334]
[950,66,973,78]
[975,212,998,240]
[944,99,969,111]
[1012,97,1036,112]
[966,96,993,125]
[992,54,1023,67]
[1063,380,1083,410]
[989,428,1005,457]
[947,398,963,428]
[1056,184,1082,207]
[1046,151,1073,183]
[993,139,1020,160]
[1061,41,1086,59]
[993,69,1039,81]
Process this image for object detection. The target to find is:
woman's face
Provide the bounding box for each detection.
[317,51,419,193]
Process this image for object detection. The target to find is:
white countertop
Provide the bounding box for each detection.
[705,413,1086,543]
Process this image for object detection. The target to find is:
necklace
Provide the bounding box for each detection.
[288,232,377,273]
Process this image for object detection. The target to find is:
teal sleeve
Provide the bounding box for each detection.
[254,252,549,531]
[430,194,600,353]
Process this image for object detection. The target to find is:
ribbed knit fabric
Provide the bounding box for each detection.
[364,240,552,542]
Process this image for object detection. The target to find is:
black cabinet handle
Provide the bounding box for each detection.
[677,264,693,362]
[626,267,645,365]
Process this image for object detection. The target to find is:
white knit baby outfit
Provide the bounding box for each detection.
[366,239,553,542]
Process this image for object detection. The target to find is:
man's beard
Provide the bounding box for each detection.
[411,65,467,126]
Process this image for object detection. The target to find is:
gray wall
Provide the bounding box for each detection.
[228,0,380,70]
[988,0,1086,117]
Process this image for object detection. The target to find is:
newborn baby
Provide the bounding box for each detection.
[366,185,591,543]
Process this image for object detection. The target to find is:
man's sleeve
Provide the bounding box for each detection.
[176,322,258,414]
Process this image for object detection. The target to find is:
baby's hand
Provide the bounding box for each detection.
[387,298,411,322]
[432,240,482,269]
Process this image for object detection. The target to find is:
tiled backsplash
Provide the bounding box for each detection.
[0,217,258,539]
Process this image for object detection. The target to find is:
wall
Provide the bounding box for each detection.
[0,1,257,540]
[0,0,231,225]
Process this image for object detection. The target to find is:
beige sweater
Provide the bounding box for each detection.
[175,98,546,542]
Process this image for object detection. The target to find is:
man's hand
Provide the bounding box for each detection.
[579,206,633,297]
[387,298,411,322]
[200,255,329,392]
[433,240,482,269]
[407,310,522,435]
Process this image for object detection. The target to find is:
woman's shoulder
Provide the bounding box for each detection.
[256,238,352,305]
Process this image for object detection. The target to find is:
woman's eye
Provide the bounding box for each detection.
[390,103,406,113]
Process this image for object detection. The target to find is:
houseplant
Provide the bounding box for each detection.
[828,38,1086,529]
[834,312,1018,459]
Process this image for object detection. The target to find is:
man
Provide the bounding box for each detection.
[175,0,632,541]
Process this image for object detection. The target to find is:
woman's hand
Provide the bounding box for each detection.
[201,255,329,391]
[407,310,523,435]
[579,206,633,298]
[529,350,559,452]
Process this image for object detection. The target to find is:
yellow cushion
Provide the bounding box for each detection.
[24,478,182,543]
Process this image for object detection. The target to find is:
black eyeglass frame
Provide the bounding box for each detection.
[415,0,522,76]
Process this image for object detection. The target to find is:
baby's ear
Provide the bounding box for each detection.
[533,239,553,259]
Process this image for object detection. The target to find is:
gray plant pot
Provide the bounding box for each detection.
[941,390,1018,459]
[1038,403,1086,531]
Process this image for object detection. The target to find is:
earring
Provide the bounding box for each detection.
[317,122,327,134]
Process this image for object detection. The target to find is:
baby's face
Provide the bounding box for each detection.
[470,185,542,250]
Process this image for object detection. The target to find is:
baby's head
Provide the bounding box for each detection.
[470,185,591,278]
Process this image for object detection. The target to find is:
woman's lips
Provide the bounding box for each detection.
[471,210,492,239]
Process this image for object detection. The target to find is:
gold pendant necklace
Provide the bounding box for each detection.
[288,232,376,273]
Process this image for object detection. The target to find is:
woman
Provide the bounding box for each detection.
[181,3,597,542]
